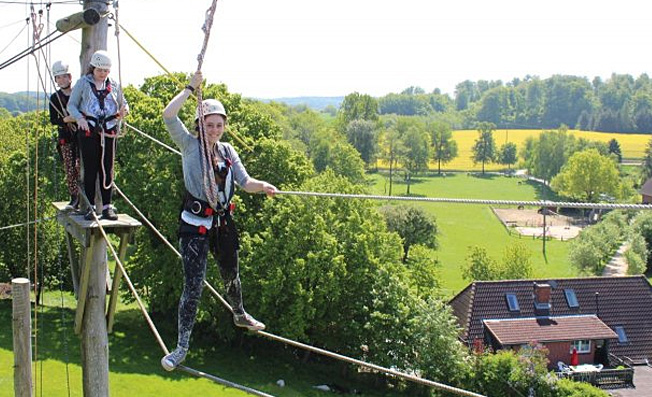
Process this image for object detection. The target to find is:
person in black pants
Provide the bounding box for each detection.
[67,50,128,220]
[49,60,79,210]
[160,71,277,371]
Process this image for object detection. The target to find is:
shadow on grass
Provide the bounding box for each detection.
[524,180,563,202]
[0,300,393,396]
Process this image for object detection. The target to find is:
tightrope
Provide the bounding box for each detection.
[276,190,652,211]
[114,183,486,397]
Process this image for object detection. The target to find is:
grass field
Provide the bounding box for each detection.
[379,129,650,172]
[368,172,577,294]
[0,293,399,397]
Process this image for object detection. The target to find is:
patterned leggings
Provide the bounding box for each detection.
[176,222,243,349]
[58,141,79,196]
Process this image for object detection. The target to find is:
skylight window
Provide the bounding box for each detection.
[506,293,520,312]
[615,326,628,343]
[564,289,579,308]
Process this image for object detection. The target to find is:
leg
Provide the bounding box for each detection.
[177,234,209,349]
[60,141,79,197]
[212,222,265,331]
[78,133,100,206]
[99,135,115,206]
[162,232,209,371]
[211,223,244,314]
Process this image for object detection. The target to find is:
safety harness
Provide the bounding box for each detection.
[179,142,236,236]
[82,78,119,138]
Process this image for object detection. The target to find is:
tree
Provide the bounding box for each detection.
[462,246,499,281]
[608,138,622,163]
[471,122,497,174]
[531,128,577,184]
[500,243,533,279]
[497,142,518,170]
[429,121,458,174]
[345,119,378,167]
[641,138,652,184]
[379,204,438,262]
[551,149,621,202]
[337,92,378,131]
[400,126,430,195]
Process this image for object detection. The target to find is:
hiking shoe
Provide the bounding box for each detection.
[64,195,79,211]
[84,207,97,221]
[233,312,265,331]
[161,346,188,372]
[102,206,118,221]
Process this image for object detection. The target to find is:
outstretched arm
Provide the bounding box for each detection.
[163,71,203,119]
[242,178,277,197]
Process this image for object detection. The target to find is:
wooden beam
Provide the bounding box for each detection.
[107,231,131,333]
[74,238,95,335]
[64,232,80,298]
[55,8,101,33]
[12,278,32,397]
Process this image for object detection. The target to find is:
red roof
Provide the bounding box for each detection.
[449,276,652,361]
[483,315,618,345]
[640,178,652,196]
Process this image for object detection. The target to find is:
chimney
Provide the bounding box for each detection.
[533,282,552,315]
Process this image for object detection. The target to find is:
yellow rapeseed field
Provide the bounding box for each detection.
[379,129,650,171]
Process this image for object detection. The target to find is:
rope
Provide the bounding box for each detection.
[30,7,42,393]
[124,122,181,155]
[275,190,652,211]
[110,2,125,137]
[0,216,54,231]
[113,183,484,397]
[76,193,273,397]
[116,21,252,151]
[195,0,221,210]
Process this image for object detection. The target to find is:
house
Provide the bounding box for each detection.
[449,276,652,368]
[640,178,652,204]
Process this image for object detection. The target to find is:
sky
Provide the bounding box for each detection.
[0,0,651,99]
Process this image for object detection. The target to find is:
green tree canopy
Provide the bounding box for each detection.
[471,122,497,174]
[551,149,622,202]
[379,204,438,262]
[429,120,458,174]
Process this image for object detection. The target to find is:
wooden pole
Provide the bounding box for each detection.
[12,277,32,397]
[77,3,110,395]
[81,232,109,397]
[80,0,109,73]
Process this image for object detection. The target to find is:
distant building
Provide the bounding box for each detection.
[449,276,652,368]
[640,178,652,204]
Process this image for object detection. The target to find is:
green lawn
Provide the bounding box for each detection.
[367,172,577,295]
[0,290,405,397]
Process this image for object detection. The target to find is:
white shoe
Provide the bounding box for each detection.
[233,312,265,331]
[161,346,188,371]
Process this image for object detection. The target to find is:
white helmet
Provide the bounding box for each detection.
[52,61,70,77]
[89,50,112,69]
[195,99,227,121]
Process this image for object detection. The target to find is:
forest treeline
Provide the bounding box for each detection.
[5,72,652,133]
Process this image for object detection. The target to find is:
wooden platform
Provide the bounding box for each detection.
[52,201,141,334]
[52,201,141,248]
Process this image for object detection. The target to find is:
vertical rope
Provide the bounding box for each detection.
[113,1,125,136]
[196,0,220,210]
[29,6,43,395]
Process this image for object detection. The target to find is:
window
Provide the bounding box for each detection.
[505,293,520,312]
[571,340,591,353]
[615,326,628,343]
[564,289,579,308]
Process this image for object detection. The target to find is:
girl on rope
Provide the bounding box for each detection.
[161,71,276,371]
[67,50,128,220]
[49,60,80,210]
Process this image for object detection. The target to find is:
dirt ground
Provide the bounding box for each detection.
[492,208,585,240]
